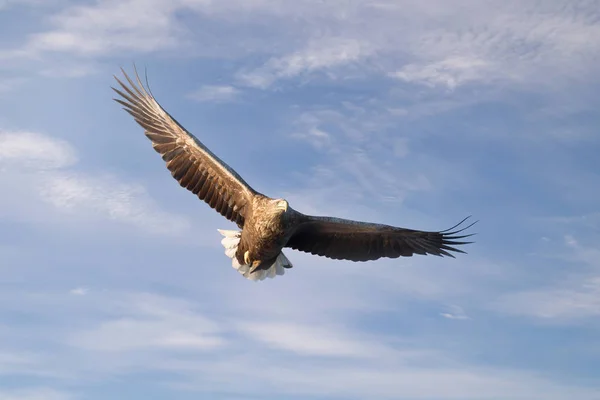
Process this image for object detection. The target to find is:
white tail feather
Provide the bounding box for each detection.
[217,229,292,281]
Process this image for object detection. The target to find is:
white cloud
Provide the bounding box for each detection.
[188,85,241,103]
[290,126,332,149]
[290,105,393,145]
[0,0,47,10]
[494,235,600,320]
[28,287,586,400]
[70,293,224,352]
[392,56,491,89]
[4,0,599,93]
[24,0,183,56]
[0,131,77,170]
[0,351,49,377]
[72,318,223,352]
[392,137,409,158]
[69,287,88,296]
[284,104,437,207]
[39,64,99,78]
[345,151,431,199]
[3,288,598,400]
[39,173,190,235]
[563,234,600,266]
[494,277,600,320]
[170,357,600,400]
[0,130,191,236]
[237,321,393,358]
[0,78,25,94]
[441,305,471,320]
[236,37,373,88]
[537,212,600,231]
[14,0,307,58]
[394,1,600,90]
[0,388,71,400]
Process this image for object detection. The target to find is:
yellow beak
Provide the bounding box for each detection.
[277,200,288,212]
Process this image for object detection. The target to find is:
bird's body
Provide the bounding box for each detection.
[112,67,476,281]
[234,196,295,269]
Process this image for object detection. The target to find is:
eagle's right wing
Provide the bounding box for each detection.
[112,68,259,227]
[285,215,475,261]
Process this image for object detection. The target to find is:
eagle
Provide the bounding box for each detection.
[112,68,476,281]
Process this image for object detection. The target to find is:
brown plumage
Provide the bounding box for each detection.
[112,67,476,281]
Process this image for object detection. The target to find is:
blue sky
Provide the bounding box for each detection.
[0,0,599,399]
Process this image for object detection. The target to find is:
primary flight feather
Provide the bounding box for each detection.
[112,67,476,281]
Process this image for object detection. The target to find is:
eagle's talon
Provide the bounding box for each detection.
[244,251,251,265]
[249,260,262,274]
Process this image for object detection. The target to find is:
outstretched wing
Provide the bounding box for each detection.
[285,215,475,261]
[112,67,258,227]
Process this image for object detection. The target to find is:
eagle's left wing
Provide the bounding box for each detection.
[112,67,259,228]
[285,215,475,261]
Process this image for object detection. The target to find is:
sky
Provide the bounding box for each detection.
[0,0,599,399]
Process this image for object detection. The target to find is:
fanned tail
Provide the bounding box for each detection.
[217,229,291,281]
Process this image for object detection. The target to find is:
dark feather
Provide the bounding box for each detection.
[112,67,259,228]
[285,214,476,262]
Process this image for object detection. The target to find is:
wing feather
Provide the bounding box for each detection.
[112,67,258,227]
[285,215,476,261]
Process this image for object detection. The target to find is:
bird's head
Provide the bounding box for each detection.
[273,198,289,214]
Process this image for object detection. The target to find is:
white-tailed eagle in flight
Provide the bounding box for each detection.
[112,68,476,281]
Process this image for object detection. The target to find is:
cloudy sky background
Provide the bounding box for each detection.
[1,0,599,399]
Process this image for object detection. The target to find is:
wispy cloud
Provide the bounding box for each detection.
[23,0,182,56]
[167,353,600,400]
[5,289,597,400]
[494,235,600,321]
[39,173,190,235]
[441,304,471,320]
[188,84,241,103]
[39,64,99,78]
[0,388,72,400]
[0,77,25,94]
[0,131,77,170]
[392,137,410,158]
[391,56,491,89]
[0,130,190,236]
[3,0,599,94]
[536,212,600,231]
[0,0,48,11]
[69,287,88,296]
[69,293,224,353]
[72,317,223,352]
[0,351,51,377]
[237,321,393,358]
[236,37,373,88]
[495,276,600,320]
[290,114,334,150]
